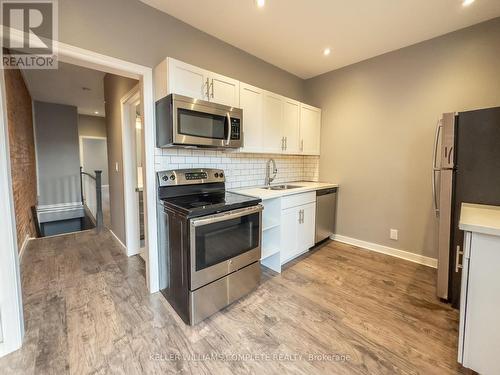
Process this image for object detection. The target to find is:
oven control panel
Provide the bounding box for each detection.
[157,168,225,186]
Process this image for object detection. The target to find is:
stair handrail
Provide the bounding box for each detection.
[79,167,103,232]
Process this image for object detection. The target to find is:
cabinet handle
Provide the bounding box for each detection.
[281,137,284,151]
[205,78,210,99]
[455,245,464,273]
[210,79,214,98]
[298,209,304,224]
[300,139,304,151]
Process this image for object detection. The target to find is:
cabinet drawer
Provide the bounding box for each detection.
[281,191,316,210]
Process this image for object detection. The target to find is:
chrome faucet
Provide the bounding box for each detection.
[265,158,278,186]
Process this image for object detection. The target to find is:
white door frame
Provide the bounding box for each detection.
[0,28,159,357]
[120,86,142,257]
[0,47,24,358]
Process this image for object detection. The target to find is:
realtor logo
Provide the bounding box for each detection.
[1,0,58,69]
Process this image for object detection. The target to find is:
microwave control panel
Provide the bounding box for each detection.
[230,118,241,140]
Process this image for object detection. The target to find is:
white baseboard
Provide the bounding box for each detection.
[109,230,127,254]
[331,234,438,268]
[18,235,31,262]
[36,202,83,213]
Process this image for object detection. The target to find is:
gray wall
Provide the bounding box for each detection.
[58,0,305,101]
[305,18,500,259]
[34,101,81,206]
[104,74,139,244]
[78,114,107,138]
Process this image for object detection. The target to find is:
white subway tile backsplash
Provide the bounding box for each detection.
[154,150,320,189]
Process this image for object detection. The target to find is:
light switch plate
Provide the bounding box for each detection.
[390,229,398,241]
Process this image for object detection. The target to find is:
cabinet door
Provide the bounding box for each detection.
[168,59,209,100]
[239,83,263,152]
[283,98,300,154]
[281,207,299,264]
[298,202,316,251]
[262,92,284,153]
[300,104,321,155]
[209,72,240,107]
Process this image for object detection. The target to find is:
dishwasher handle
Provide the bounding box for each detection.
[316,187,337,196]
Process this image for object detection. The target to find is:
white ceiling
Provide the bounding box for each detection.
[141,0,500,79]
[23,62,106,116]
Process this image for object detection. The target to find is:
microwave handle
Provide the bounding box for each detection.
[225,113,231,146]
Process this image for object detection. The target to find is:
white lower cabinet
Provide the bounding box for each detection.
[280,201,315,264]
[458,231,500,375]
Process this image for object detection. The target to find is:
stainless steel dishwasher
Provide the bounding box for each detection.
[315,187,338,244]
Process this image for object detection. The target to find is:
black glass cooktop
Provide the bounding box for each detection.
[161,191,261,218]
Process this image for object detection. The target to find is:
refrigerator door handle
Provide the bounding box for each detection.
[432,119,443,216]
[455,245,464,273]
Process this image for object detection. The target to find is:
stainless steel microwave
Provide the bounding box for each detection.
[155,94,243,149]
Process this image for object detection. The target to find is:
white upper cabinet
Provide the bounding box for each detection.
[154,58,239,107]
[155,57,321,155]
[239,83,263,152]
[208,71,240,107]
[262,91,284,153]
[300,104,321,155]
[282,98,301,154]
[167,58,208,101]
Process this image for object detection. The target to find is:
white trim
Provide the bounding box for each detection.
[0,49,24,357]
[109,229,127,252]
[18,235,31,262]
[36,202,83,213]
[120,85,141,258]
[331,234,438,268]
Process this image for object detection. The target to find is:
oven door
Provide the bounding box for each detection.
[173,96,242,148]
[189,205,262,290]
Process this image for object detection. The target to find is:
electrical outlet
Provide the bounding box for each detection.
[390,229,398,241]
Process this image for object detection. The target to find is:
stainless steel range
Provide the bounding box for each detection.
[157,168,262,325]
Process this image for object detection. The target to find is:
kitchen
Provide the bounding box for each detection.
[1,1,500,374]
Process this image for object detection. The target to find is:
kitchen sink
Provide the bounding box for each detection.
[261,184,302,191]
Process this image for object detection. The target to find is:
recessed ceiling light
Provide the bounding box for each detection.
[323,48,331,56]
[94,111,99,115]
[462,0,475,6]
[255,0,265,8]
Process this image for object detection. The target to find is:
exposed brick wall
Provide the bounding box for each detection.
[4,67,38,250]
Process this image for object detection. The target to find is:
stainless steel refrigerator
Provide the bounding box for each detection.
[432,107,500,308]
[434,107,500,308]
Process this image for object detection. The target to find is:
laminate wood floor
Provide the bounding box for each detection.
[0,229,471,374]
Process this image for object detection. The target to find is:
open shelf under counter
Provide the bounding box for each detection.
[261,246,280,259]
[262,221,280,232]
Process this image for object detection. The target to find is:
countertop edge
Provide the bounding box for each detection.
[459,203,500,237]
[232,182,339,200]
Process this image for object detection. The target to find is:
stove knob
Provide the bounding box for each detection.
[170,174,176,180]
[219,172,224,178]
[214,172,219,178]
[162,175,168,182]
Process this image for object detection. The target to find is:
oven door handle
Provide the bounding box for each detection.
[225,113,232,146]
[190,205,263,227]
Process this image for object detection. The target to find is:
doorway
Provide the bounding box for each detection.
[0,29,158,357]
[121,86,146,258]
[79,136,110,227]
